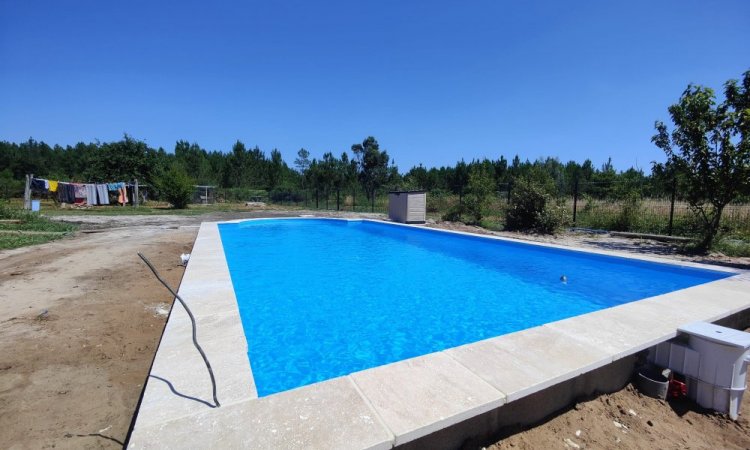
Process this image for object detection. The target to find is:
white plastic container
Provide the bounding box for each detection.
[31,200,41,212]
[677,322,750,420]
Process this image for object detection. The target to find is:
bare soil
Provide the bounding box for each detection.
[487,384,750,450]
[0,211,748,449]
[0,225,197,449]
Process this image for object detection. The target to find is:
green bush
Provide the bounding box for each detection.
[442,203,466,222]
[611,192,642,231]
[426,189,452,213]
[713,236,750,257]
[463,166,495,224]
[505,177,569,233]
[159,166,195,209]
[0,169,24,199]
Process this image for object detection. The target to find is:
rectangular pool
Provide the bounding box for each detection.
[218,218,731,397]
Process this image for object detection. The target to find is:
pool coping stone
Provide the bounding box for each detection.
[128,217,750,449]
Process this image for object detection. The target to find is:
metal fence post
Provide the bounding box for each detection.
[572,178,579,225]
[668,177,676,236]
[506,181,512,204]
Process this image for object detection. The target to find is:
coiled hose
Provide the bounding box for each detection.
[138,252,220,408]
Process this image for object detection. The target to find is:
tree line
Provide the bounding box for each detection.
[2,69,748,252]
[1,134,677,203]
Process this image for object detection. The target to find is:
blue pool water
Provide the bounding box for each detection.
[218,219,731,397]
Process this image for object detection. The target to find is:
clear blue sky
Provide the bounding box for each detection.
[1,1,748,172]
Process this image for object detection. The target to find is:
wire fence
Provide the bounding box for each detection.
[209,187,391,213]
[5,175,747,237]
[246,181,750,237]
[494,180,750,237]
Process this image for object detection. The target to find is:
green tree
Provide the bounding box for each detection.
[86,135,159,184]
[505,170,568,233]
[159,165,195,209]
[306,159,324,208]
[223,140,248,188]
[652,70,750,250]
[351,136,390,211]
[464,165,495,223]
[268,149,285,190]
[448,160,469,203]
[294,148,311,174]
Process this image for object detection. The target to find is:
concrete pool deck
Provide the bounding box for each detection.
[127,218,750,449]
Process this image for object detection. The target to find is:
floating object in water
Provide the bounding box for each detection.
[560,275,568,284]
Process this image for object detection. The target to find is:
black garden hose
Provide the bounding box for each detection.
[138,252,220,408]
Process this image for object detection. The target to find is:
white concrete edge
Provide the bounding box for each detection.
[134,216,750,449]
[193,221,258,401]
[129,221,257,433]
[346,377,398,443]
[394,396,507,447]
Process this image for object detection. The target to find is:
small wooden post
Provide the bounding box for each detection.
[24,174,33,210]
[134,179,140,208]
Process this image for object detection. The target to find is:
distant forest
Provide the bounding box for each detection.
[0,135,678,200]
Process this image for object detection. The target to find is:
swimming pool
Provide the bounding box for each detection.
[218,218,731,397]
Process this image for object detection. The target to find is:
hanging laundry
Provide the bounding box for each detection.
[44,179,49,190]
[117,185,129,205]
[48,180,58,192]
[96,184,110,205]
[30,178,47,192]
[57,183,75,203]
[73,184,87,200]
[107,182,120,191]
[85,184,98,206]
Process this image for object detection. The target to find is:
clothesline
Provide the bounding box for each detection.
[30,177,135,206]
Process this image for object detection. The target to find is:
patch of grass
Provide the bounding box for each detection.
[39,202,255,216]
[0,202,77,249]
[713,237,750,257]
[0,233,70,250]
[478,217,504,232]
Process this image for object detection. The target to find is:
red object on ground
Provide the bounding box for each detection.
[669,379,688,398]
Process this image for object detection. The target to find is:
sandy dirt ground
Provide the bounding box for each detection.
[487,383,750,450]
[0,225,198,449]
[0,210,748,449]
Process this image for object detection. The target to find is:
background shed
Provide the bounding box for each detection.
[388,190,426,223]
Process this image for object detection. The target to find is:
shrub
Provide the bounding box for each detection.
[159,166,194,209]
[505,177,569,233]
[713,236,750,257]
[0,169,24,199]
[442,203,466,222]
[463,166,495,224]
[611,192,642,231]
[268,189,304,203]
[426,189,451,213]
